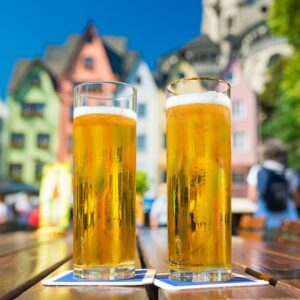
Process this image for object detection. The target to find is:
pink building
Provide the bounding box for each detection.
[57,25,117,162]
[43,24,138,163]
[223,60,258,197]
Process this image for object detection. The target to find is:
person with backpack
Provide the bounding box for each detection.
[247,139,300,241]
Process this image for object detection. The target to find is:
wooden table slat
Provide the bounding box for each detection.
[0,234,73,299]
[138,228,300,299]
[17,243,149,300]
[0,231,57,258]
[233,238,300,291]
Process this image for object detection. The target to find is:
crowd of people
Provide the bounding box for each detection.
[149,138,300,242]
[0,193,39,232]
[1,138,299,242]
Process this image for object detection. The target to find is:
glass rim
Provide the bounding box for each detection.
[74,81,137,101]
[166,76,231,96]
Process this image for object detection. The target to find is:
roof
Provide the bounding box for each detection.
[44,35,81,75]
[8,24,140,92]
[103,36,128,55]
[9,59,57,93]
[121,51,140,79]
[181,34,220,52]
[9,60,32,92]
[159,34,220,65]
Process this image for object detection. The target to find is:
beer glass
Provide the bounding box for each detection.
[73,82,137,279]
[166,77,232,282]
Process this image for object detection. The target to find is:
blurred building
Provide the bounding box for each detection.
[156,0,291,197]
[0,99,9,175]
[126,60,160,198]
[157,59,199,189]
[6,61,60,184]
[5,24,160,195]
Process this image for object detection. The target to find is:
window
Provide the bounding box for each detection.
[163,133,166,149]
[31,75,40,87]
[224,71,238,84]
[162,171,167,183]
[177,72,185,79]
[21,103,45,117]
[137,135,146,151]
[35,161,44,181]
[84,57,94,70]
[268,54,281,68]
[232,100,246,119]
[68,136,73,153]
[233,132,247,152]
[11,133,24,148]
[37,134,50,149]
[136,76,141,84]
[86,34,93,43]
[261,6,268,13]
[225,71,233,82]
[227,17,233,31]
[137,103,146,118]
[233,172,245,184]
[9,163,22,181]
[70,105,73,121]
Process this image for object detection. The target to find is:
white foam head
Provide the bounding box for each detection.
[166,91,231,110]
[74,106,137,120]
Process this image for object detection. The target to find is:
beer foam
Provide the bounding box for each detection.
[74,106,137,120]
[166,91,231,110]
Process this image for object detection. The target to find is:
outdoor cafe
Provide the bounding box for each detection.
[1,79,300,300]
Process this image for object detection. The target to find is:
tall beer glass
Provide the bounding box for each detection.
[73,82,137,280]
[166,77,232,282]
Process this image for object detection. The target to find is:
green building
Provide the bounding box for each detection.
[5,60,60,184]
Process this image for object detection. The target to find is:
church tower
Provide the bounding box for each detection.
[201,0,221,43]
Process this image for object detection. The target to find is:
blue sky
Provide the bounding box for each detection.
[0,0,202,98]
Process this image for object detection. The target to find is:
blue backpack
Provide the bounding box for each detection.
[257,166,289,212]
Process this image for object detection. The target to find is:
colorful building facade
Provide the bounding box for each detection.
[6,61,60,184]
[0,99,9,175]
[5,24,160,197]
[223,60,258,197]
[157,0,290,197]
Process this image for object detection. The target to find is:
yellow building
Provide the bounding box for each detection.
[157,58,199,190]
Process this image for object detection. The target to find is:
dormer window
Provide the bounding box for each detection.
[86,34,93,43]
[31,75,40,87]
[261,6,268,13]
[177,72,185,79]
[227,17,233,32]
[84,57,94,70]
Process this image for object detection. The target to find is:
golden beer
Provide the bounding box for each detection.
[167,91,232,282]
[73,108,136,279]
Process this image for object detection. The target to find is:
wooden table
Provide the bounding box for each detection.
[0,231,148,300]
[138,228,300,299]
[1,228,300,299]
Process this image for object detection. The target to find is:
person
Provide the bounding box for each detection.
[150,184,167,228]
[0,196,8,224]
[247,139,300,241]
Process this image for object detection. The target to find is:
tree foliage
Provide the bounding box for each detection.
[259,0,300,171]
[269,0,300,48]
[136,171,149,195]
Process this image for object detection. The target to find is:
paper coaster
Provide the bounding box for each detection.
[43,269,156,286]
[154,273,269,291]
